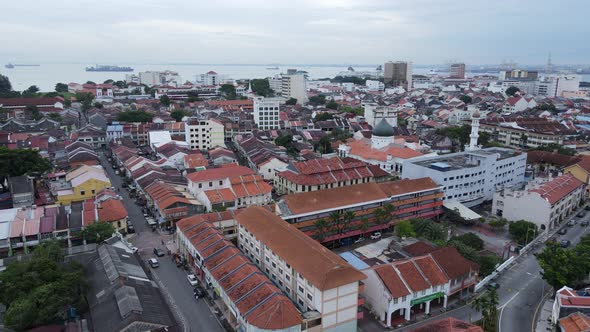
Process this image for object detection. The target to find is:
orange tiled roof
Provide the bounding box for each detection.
[97,199,128,222]
[346,138,423,162]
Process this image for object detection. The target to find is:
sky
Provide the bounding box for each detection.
[0,0,588,65]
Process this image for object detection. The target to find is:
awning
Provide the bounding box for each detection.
[443,200,481,220]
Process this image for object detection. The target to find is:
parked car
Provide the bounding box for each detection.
[558,228,568,235]
[560,240,571,248]
[581,220,589,227]
[148,258,159,268]
[153,248,165,257]
[354,237,365,244]
[194,286,204,300]
[488,282,500,290]
[577,212,586,218]
[370,232,382,240]
[568,220,577,227]
[187,274,199,286]
[585,205,590,211]
[127,223,135,234]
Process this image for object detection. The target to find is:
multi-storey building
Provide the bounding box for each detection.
[235,207,366,332]
[365,80,384,91]
[184,118,225,150]
[277,178,443,243]
[449,63,466,79]
[401,148,527,207]
[498,69,538,81]
[268,76,283,94]
[384,61,412,90]
[492,173,585,231]
[253,97,281,130]
[281,73,308,103]
[363,102,397,127]
[535,74,581,97]
[478,117,572,148]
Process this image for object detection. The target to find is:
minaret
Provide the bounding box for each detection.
[466,111,480,151]
[545,52,553,74]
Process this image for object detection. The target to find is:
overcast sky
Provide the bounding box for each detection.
[1,0,588,65]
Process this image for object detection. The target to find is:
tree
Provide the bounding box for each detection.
[339,105,363,116]
[159,94,171,107]
[314,135,333,154]
[314,112,333,121]
[373,208,386,227]
[475,254,502,278]
[275,135,295,155]
[26,105,42,121]
[410,218,448,242]
[342,211,356,234]
[285,97,297,105]
[359,217,370,237]
[508,220,538,244]
[85,81,95,85]
[219,84,237,100]
[536,240,590,290]
[47,113,62,122]
[170,109,188,122]
[308,95,326,105]
[395,220,416,238]
[452,232,484,251]
[250,79,274,97]
[313,219,329,242]
[444,208,474,226]
[325,100,338,110]
[489,218,507,231]
[0,241,87,331]
[0,147,53,178]
[0,74,12,97]
[472,289,499,332]
[22,85,40,97]
[81,222,115,244]
[459,95,472,104]
[117,110,153,123]
[55,83,68,93]
[505,86,520,96]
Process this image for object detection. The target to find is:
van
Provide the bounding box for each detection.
[148,258,159,268]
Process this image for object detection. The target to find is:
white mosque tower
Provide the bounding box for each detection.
[465,110,480,151]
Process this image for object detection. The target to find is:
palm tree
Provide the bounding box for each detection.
[314,219,328,243]
[342,211,356,235]
[329,212,342,247]
[359,217,369,237]
[383,204,396,229]
[472,289,499,332]
[374,208,386,229]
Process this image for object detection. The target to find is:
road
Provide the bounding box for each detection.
[99,152,223,332]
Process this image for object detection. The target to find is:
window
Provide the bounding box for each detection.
[80,190,85,195]
[307,294,313,301]
[272,262,277,268]
[91,189,95,194]
[286,275,290,281]
[298,286,304,293]
[209,182,213,187]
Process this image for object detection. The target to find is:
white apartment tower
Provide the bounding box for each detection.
[184,118,225,150]
[253,96,281,130]
[281,73,308,103]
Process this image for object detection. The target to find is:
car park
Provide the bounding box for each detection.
[148,258,159,268]
[187,274,199,286]
[370,232,382,240]
[560,240,571,248]
[153,248,165,257]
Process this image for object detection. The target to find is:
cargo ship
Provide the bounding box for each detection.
[85,65,134,72]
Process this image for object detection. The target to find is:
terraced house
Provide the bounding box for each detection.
[276,178,443,244]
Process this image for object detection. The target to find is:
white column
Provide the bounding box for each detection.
[386,310,392,327]
[404,306,411,321]
[443,295,448,308]
[425,301,431,315]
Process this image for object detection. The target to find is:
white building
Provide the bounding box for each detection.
[501,79,537,96]
[196,71,220,85]
[253,97,281,130]
[535,74,581,98]
[365,80,384,91]
[236,207,366,332]
[184,118,225,150]
[363,103,397,127]
[133,71,181,87]
[492,173,585,231]
[268,76,283,94]
[402,147,527,207]
[503,96,537,113]
[281,73,308,103]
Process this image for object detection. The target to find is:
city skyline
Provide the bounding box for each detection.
[1,0,588,65]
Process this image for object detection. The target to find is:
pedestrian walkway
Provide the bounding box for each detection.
[535,297,555,332]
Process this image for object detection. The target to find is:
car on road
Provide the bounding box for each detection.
[187,274,199,286]
[193,286,204,300]
[568,220,577,227]
[127,223,135,233]
[558,228,568,235]
[370,232,382,240]
[577,212,586,218]
[148,258,159,268]
[153,248,165,257]
[581,220,589,227]
[488,282,500,290]
[354,237,365,244]
[560,240,571,248]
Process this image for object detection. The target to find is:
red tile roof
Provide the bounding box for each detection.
[97,199,128,222]
[430,247,479,280]
[374,265,411,298]
[395,260,430,292]
[277,157,382,186]
[559,312,590,332]
[530,173,585,205]
[187,165,255,183]
[403,241,437,256]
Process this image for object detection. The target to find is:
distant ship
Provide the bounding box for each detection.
[5,63,14,69]
[376,65,382,71]
[5,63,40,68]
[86,65,134,72]
[266,66,279,70]
[347,66,355,71]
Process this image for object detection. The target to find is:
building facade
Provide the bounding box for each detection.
[384,61,412,90]
[184,118,225,150]
[281,74,308,103]
[253,97,281,130]
[449,63,466,79]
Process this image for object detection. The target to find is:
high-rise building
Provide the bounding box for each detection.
[253,96,281,130]
[450,63,466,79]
[184,118,225,150]
[281,73,308,103]
[383,61,412,90]
[535,74,581,97]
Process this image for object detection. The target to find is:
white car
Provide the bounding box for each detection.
[354,237,365,244]
[370,232,382,240]
[187,274,199,286]
[130,246,139,253]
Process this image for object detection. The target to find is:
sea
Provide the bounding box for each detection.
[1,63,588,93]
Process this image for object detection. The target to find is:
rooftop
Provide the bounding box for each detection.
[411,147,522,171]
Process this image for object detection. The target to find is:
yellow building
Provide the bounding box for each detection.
[54,165,112,205]
[564,156,590,196]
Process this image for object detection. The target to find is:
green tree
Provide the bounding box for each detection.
[395,220,416,238]
[0,147,53,178]
[55,83,68,93]
[444,208,474,226]
[488,218,507,231]
[508,220,538,244]
[82,222,115,244]
[275,135,295,154]
[505,86,520,96]
[250,79,274,97]
[459,95,472,104]
[308,95,326,105]
[339,106,363,116]
[359,217,370,237]
[117,110,153,123]
[410,218,448,242]
[170,109,188,122]
[314,112,333,121]
[26,105,42,121]
[219,84,237,100]
[342,211,356,234]
[452,232,484,250]
[313,219,329,242]
[285,97,297,105]
[159,94,171,106]
[475,254,502,277]
[47,113,62,122]
[22,85,40,97]
[314,135,333,154]
[472,289,499,332]
[536,240,590,290]
[325,100,338,110]
[0,74,12,97]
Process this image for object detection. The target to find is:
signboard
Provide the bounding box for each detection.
[410,292,444,306]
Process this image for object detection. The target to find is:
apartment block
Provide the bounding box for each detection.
[253,97,281,130]
[184,118,225,150]
[281,74,308,103]
[236,207,366,332]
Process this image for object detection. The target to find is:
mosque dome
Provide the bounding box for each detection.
[372,118,395,137]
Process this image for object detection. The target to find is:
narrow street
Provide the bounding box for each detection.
[99,152,223,332]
